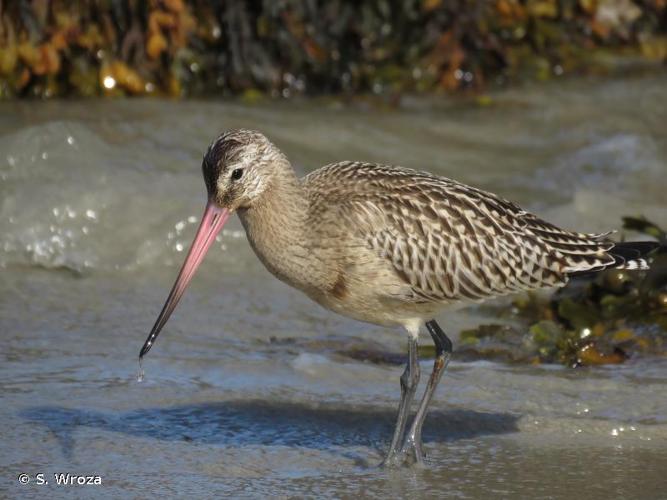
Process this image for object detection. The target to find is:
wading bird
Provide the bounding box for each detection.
[139,129,657,466]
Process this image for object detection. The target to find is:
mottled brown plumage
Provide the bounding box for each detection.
[141,129,657,467]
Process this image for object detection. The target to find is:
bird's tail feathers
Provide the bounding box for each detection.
[566,240,660,277]
[608,241,660,271]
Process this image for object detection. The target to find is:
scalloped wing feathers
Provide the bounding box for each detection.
[305,162,630,304]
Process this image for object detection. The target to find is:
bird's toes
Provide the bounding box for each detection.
[380,441,428,468]
[379,450,406,469]
[401,439,426,467]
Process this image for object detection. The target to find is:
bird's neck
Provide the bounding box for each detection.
[237,166,315,289]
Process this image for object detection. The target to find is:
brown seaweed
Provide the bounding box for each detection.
[1,0,665,99]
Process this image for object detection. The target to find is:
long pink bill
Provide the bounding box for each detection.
[139,201,230,358]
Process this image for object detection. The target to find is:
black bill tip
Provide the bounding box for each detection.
[139,330,157,358]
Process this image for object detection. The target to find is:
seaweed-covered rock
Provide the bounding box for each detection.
[0,0,665,98]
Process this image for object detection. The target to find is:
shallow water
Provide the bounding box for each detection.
[1,75,667,498]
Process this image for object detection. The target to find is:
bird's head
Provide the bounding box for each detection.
[139,129,284,359]
[203,129,286,211]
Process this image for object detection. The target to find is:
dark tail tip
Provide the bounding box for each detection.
[609,241,660,269]
[568,240,660,278]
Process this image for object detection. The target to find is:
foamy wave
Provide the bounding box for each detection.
[0,121,238,272]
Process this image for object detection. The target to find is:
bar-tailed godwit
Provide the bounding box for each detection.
[139,129,657,466]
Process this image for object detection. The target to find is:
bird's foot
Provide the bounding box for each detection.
[400,435,426,466]
[380,438,426,467]
[379,450,404,468]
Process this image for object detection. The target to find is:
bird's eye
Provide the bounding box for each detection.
[231,168,243,181]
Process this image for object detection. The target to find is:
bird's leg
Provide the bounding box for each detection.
[381,336,420,467]
[402,319,452,464]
